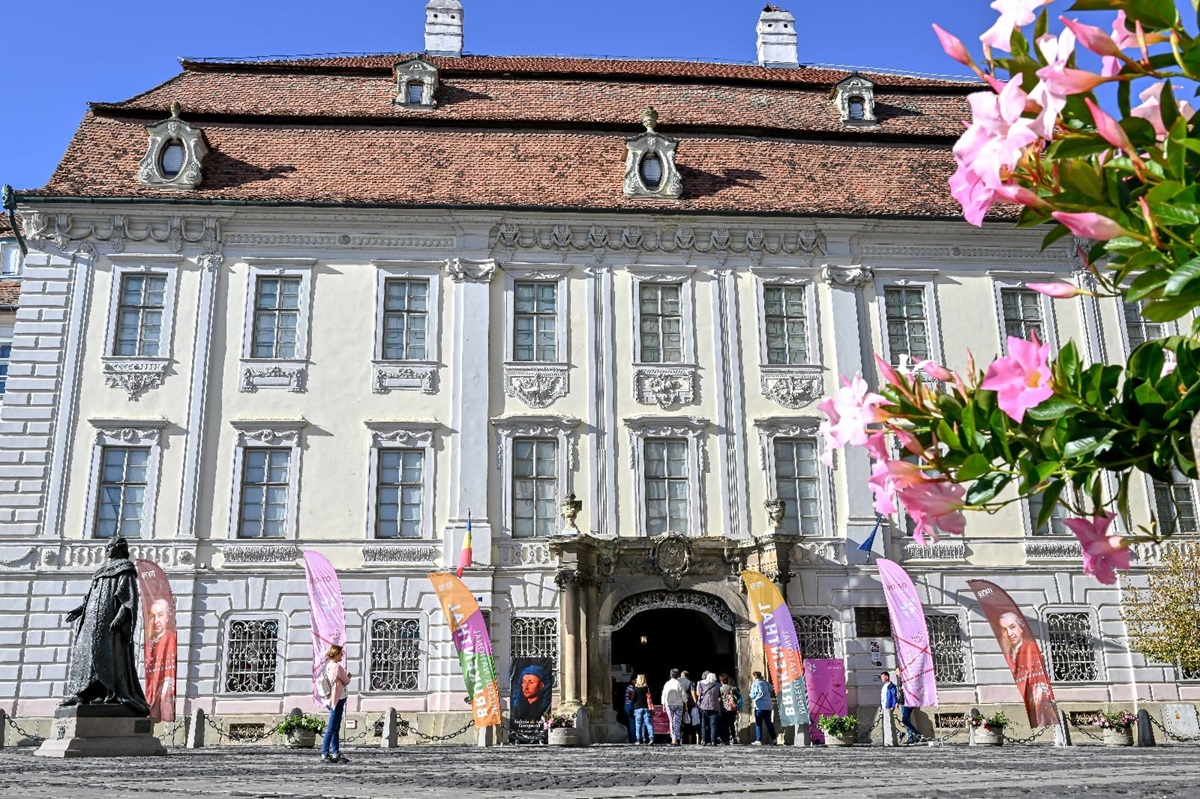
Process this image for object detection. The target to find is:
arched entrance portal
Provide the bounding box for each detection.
[609,591,738,714]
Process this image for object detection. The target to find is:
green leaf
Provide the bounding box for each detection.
[1167,116,1190,180]
[966,472,1011,506]
[1161,80,1182,133]
[1145,294,1200,322]
[1048,134,1113,160]
[1152,204,1200,229]
[1063,434,1110,460]
[1035,481,1065,531]
[1165,256,1200,296]
[957,453,993,482]
[1127,268,1171,302]
[1026,397,1081,421]
[1041,223,1074,251]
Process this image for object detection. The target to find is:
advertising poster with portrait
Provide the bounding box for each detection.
[135,559,177,723]
[509,656,555,743]
[968,579,1060,728]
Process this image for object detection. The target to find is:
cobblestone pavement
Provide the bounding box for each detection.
[1,743,1198,799]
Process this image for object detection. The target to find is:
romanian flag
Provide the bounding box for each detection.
[456,512,472,578]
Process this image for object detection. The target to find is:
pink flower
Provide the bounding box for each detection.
[915,360,953,382]
[1132,82,1197,140]
[1029,29,1076,139]
[869,458,925,516]
[933,24,973,66]
[980,0,1052,52]
[817,375,889,465]
[1064,513,1129,585]
[1102,12,1138,77]
[1051,211,1128,241]
[898,479,967,546]
[950,78,1040,225]
[1026,282,1087,299]
[980,334,1054,423]
[864,430,889,462]
[992,183,1046,209]
[1085,98,1135,154]
[1060,16,1122,58]
[874,353,905,390]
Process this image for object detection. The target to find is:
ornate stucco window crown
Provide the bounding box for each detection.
[833,74,877,125]
[394,56,440,107]
[138,102,209,190]
[624,107,683,200]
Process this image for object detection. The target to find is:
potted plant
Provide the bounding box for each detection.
[1089,710,1137,747]
[815,714,858,747]
[544,709,579,746]
[969,711,1009,746]
[276,713,326,749]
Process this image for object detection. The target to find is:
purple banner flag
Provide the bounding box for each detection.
[302,550,346,708]
[877,558,938,708]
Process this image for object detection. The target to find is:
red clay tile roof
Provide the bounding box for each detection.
[27,53,988,219]
[0,280,20,309]
[0,214,11,237]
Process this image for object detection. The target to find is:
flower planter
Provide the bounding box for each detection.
[974,726,1004,746]
[547,727,579,747]
[1102,728,1134,747]
[285,730,317,749]
[823,733,855,747]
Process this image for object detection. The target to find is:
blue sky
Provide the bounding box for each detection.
[0,1,1007,190]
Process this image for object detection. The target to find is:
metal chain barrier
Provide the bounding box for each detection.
[1148,714,1200,743]
[1003,725,1055,745]
[854,710,883,744]
[396,716,476,743]
[203,714,279,744]
[919,713,971,744]
[339,713,387,745]
[157,718,187,744]
[4,714,45,745]
[1066,718,1107,742]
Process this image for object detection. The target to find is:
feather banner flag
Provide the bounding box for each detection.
[302,550,346,708]
[429,571,502,727]
[135,558,178,723]
[456,511,473,578]
[741,570,810,727]
[877,558,938,708]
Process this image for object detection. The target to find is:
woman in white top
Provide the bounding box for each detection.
[320,644,352,764]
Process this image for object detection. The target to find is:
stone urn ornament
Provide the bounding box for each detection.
[560,493,583,534]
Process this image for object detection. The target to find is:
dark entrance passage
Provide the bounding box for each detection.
[610,607,737,719]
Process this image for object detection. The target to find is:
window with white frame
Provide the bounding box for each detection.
[1046,611,1098,682]
[513,282,558,362]
[252,277,301,359]
[369,617,421,691]
[792,614,836,659]
[512,438,558,537]
[224,617,280,693]
[1000,287,1045,341]
[94,447,150,539]
[381,278,429,361]
[1153,470,1198,535]
[639,283,684,363]
[113,274,167,357]
[366,422,438,540]
[0,241,21,276]
[644,438,690,535]
[763,284,809,365]
[373,263,441,395]
[0,342,10,397]
[240,261,314,392]
[883,286,931,366]
[230,422,304,540]
[774,438,821,535]
[627,417,708,537]
[925,614,968,684]
[1124,300,1166,349]
[1027,491,1070,535]
[511,616,559,666]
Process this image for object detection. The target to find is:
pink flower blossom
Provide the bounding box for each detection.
[1102,13,1139,77]
[950,78,1040,226]
[1026,282,1087,299]
[864,430,889,462]
[992,183,1046,209]
[1163,351,1178,377]
[1051,211,1128,241]
[1060,16,1122,58]
[932,24,973,66]
[1029,29,1076,140]
[980,0,1052,52]
[817,375,889,466]
[1064,513,1129,585]
[1085,98,1135,155]
[1132,82,1197,140]
[898,479,967,546]
[915,360,953,382]
[875,354,905,390]
[980,334,1054,423]
[868,458,925,516]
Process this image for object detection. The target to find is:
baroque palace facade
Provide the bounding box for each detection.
[0,1,1195,745]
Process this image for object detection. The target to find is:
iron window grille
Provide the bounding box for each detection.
[763,285,808,365]
[114,274,167,357]
[369,617,421,691]
[225,618,280,693]
[382,278,429,361]
[376,449,424,539]
[639,283,684,363]
[924,615,967,684]
[774,439,821,535]
[644,438,690,535]
[513,282,558,362]
[251,277,301,359]
[511,616,558,669]
[94,447,150,539]
[1046,612,1098,682]
[884,287,930,366]
[238,448,291,539]
[791,614,836,659]
[512,438,558,538]
[1000,288,1044,342]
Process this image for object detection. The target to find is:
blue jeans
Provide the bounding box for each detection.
[625,702,635,742]
[754,708,776,743]
[634,707,654,743]
[321,698,346,757]
[700,709,720,744]
[901,705,922,742]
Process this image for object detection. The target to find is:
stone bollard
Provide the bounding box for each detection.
[1056,708,1073,746]
[968,708,981,746]
[380,709,398,749]
[793,723,810,747]
[186,709,205,749]
[1137,709,1156,747]
[0,709,6,749]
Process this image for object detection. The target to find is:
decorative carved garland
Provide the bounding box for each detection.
[610,589,736,632]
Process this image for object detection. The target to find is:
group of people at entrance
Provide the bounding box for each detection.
[623,669,779,746]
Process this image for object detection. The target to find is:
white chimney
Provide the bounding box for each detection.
[757,5,798,68]
[425,0,464,58]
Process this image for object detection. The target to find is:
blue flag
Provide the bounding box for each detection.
[858,514,883,555]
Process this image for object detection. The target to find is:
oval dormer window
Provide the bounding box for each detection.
[848,98,865,121]
[640,153,663,189]
[161,141,186,178]
[408,81,424,105]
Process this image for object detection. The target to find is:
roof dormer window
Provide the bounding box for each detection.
[848,98,865,121]
[394,56,440,108]
[624,107,683,200]
[160,141,186,178]
[834,74,877,126]
[407,81,425,106]
[137,102,209,191]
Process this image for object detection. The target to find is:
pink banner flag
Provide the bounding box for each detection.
[804,659,847,745]
[877,558,938,708]
[135,559,177,723]
[302,550,346,708]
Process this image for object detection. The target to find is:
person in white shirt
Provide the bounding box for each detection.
[879,671,899,747]
[660,668,686,746]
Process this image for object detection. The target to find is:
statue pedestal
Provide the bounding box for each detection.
[35,706,166,758]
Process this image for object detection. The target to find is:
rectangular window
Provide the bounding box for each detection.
[94,446,149,539]
[1047,612,1097,682]
[224,618,279,693]
[1124,301,1165,349]
[239,448,291,539]
[792,614,836,659]
[763,285,808,364]
[1,243,21,276]
[513,282,558,362]
[884,287,930,366]
[369,618,421,691]
[376,450,424,539]
[1000,288,1044,341]
[511,616,559,665]
[1153,472,1198,535]
[774,439,821,535]
[114,274,167,357]
[252,277,301,359]
[925,615,967,684]
[512,439,558,538]
[639,283,683,363]
[644,438,689,535]
[382,278,429,361]
[0,343,10,396]
[854,607,892,638]
[1028,491,1070,536]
